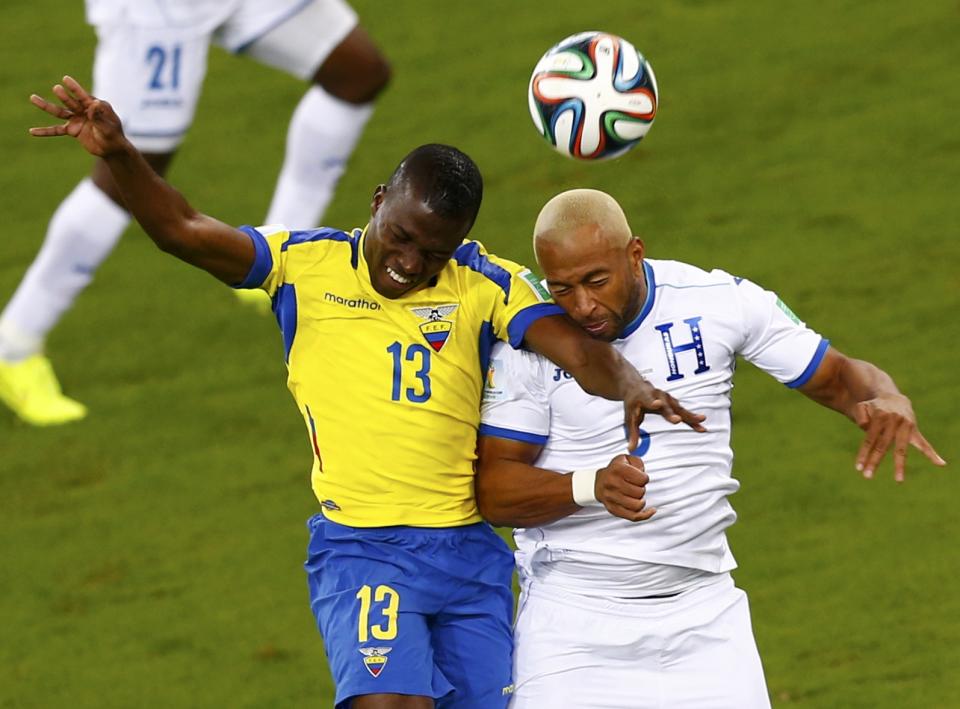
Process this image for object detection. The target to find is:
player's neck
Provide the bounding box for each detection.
[614,270,649,339]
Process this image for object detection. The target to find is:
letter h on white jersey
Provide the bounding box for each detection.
[654,316,711,382]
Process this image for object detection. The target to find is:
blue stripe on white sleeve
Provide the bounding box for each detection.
[478,424,549,446]
[233,225,273,289]
[506,303,565,347]
[786,338,830,389]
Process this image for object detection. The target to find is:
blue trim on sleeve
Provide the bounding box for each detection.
[506,303,565,348]
[786,338,830,389]
[619,261,657,339]
[273,283,299,363]
[478,424,549,446]
[351,228,362,269]
[478,320,497,382]
[281,228,353,252]
[234,225,273,289]
[453,242,513,303]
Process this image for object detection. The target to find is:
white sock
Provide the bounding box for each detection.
[0,178,130,363]
[265,87,374,229]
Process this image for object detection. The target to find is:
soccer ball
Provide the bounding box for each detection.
[528,31,658,160]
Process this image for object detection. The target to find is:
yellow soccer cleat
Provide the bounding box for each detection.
[233,288,273,315]
[0,354,88,426]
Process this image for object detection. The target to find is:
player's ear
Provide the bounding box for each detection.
[628,237,645,276]
[370,184,387,216]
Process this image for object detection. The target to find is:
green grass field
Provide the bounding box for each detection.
[2,1,958,706]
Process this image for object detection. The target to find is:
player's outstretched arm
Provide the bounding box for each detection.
[476,436,655,526]
[29,77,254,285]
[799,346,946,482]
[523,315,706,450]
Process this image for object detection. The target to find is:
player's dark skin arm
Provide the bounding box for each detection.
[29,77,254,286]
[476,436,655,526]
[798,346,945,482]
[523,314,706,449]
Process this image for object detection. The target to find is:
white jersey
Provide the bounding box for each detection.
[480,258,827,594]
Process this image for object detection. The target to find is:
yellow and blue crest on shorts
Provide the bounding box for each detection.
[359,646,392,677]
[409,304,459,352]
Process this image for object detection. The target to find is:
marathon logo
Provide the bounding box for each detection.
[324,292,381,310]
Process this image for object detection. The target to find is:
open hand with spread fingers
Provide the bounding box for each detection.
[29,76,128,158]
[624,382,706,451]
[853,394,946,483]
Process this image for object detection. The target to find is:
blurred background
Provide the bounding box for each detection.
[1,0,957,706]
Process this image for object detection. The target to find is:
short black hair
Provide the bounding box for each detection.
[388,144,484,228]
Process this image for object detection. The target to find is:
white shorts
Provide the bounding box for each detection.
[511,574,771,709]
[92,0,358,152]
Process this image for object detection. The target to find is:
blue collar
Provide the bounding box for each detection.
[617,260,656,340]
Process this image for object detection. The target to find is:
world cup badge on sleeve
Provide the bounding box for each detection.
[359,646,392,677]
[483,358,506,402]
[409,304,459,352]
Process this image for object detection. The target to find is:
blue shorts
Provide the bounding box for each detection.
[304,514,515,708]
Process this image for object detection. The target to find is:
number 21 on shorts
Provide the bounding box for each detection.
[145,44,182,90]
[356,584,400,642]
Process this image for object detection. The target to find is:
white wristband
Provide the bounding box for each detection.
[570,468,603,507]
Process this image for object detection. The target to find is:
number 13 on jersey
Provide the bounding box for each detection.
[387,341,432,403]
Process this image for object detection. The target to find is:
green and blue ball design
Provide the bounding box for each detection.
[528,31,658,160]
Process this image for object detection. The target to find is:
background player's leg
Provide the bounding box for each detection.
[0,18,207,424]
[237,1,390,230]
[264,25,389,229]
[0,153,173,425]
[232,1,388,311]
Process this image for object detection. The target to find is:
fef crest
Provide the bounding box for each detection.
[409,304,459,352]
[359,646,392,677]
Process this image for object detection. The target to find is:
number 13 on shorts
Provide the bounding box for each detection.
[356,584,400,642]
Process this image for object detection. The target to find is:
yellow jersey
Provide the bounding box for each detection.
[236,224,561,527]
